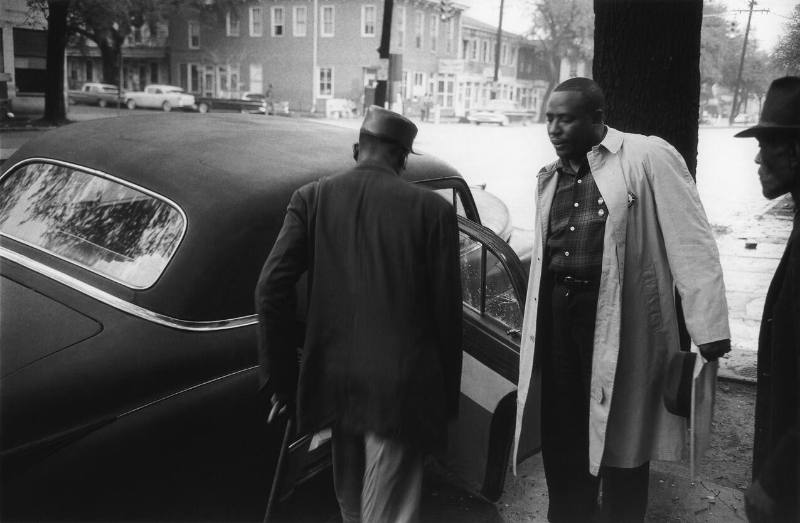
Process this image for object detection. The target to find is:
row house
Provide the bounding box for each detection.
[2,0,47,109]
[67,22,170,92]
[169,0,463,114]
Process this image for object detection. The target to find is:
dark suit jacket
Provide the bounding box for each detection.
[255,160,462,451]
[753,208,799,519]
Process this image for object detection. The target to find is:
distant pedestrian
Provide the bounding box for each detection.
[265,83,274,115]
[421,93,434,122]
[255,106,462,523]
[735,76,800,523]
[513,77,731,523]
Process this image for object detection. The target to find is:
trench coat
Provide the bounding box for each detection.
[513,127,731,474]
[255,160,463,452]
[752,209,799,516]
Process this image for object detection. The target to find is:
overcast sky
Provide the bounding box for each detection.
[460,0,798,52]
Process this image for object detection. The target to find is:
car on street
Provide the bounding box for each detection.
[0,114,538,520]
[466,100,537,126]
[67,82,121,108]
[196,92,269,114]
[124,84,196,111]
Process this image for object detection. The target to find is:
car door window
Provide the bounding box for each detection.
[0,161,186,289]
[435,188,467,218]
[458,224,523,338]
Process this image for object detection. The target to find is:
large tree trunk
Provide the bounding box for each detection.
[99,42,120,86]
[43,0,69,123]
[593,0,702,177]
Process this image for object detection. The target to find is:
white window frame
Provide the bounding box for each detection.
[318,67,333,98]
[501,43,508,65]
[293,6,307,37]
[430,15,438,52]
[414,11,424,49]
[226,11,240,37]
[481,40,489,62]
[470,39,477,60]
[271,6,285,37]
[445,19,454,54]
[188,21,200,49]
[250,63,263,94]
[361,5,376,37]
[396,5,405,49]
[249,7,263,37]
[321,5,335,37]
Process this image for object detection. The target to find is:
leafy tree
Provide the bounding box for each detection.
[774,4,800,75]
[524,0,594,121]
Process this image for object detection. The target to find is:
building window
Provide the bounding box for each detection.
[510,47,517,67]
[569,59,578,77]
[150,62,158,83]
[396,6,405,49]
[271,7,284,36]
[250,7,263,37]
[318,67,333,97]
[481,40,489,63]
[445,19,454,54]
[470,39,478,60]
[250,63,263,94]
[294,6,307,36]
[430,15,438,51]
[361,5,376,37]
[412,71,424,97]
[226,10,240,36]
[501,43,507,65]
[188,21,200,48]
[86,60,93,82]
[321,6,334,37]
[414,11,424,49]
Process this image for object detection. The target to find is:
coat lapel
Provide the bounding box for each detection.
[589,130,628,247]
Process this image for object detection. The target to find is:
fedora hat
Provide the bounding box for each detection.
[360,105,419,153]
[735,76,800,138]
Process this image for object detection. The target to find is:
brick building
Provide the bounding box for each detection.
[168,0,465,115]
[1,0,47,112]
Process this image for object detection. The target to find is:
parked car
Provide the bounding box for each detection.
[196,92,268,114]
[68,82,121,107]
[124,84,196,111]
[0,114,538,520]
[467,100,537,126]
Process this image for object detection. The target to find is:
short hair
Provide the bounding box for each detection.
[553,77,605,114]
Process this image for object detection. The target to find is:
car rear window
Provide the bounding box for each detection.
[0,161,185,288]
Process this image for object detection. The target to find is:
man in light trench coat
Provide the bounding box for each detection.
[513,77,732,522]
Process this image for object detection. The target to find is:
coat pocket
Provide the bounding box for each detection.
[641,263,664,332]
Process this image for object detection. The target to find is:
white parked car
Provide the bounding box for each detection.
[124,84,196,112]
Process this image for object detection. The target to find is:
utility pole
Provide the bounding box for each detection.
[374,0,394,108]
[491,0,505,99]
[728,0,768,125]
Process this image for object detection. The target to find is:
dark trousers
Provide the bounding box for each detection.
[541,278,650,523]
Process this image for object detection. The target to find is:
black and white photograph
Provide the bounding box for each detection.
[1,0,798,521]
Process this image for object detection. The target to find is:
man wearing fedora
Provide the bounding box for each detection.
[735,76,800,523]
[256,105,462,522]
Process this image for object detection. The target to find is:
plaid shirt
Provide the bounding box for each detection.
[546,160,608,279]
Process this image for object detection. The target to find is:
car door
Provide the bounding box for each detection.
[441,216,540,502]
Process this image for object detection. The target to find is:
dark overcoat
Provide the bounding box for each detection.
[255,160,462,451]
[753,208,799,519]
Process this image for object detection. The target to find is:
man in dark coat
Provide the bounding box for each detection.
[735,76,800,522]
[255,105,462,522]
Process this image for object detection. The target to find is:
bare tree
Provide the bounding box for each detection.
[525,0,594,121]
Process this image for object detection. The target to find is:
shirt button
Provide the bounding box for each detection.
[573,202,579,207]
[564,251,570,257]
[598,209,605,216]
[598,197,604,204]
[577,179,583,184]
[569,226,575,231]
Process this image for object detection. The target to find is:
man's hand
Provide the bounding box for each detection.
[698,339,731,361]
[267,393,290,423]
[745,480,776,522]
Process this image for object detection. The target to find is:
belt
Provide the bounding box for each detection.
[554,274,598,288]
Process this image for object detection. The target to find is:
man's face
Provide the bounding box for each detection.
[545,91,600,162]
[755,133,800,199]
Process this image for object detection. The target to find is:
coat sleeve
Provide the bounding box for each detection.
[255,186,313,399]
[428,203,463,419]
[644,137,731,344]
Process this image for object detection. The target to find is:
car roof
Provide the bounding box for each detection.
[3,114,462,321]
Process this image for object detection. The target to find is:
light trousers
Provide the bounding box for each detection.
[331,426,423,523]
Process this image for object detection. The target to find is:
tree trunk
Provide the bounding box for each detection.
[593,0,702,177]
[43,0,69,123]
[99,42,120,86]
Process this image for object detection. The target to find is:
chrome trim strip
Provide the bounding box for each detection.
[0,157,189,290]
[1,246,258,332]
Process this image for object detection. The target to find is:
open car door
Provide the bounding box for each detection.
[441,216,540,502]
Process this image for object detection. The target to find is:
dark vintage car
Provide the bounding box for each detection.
[67,82,122,108]
[0,114,539,521]
[196,93,269,114]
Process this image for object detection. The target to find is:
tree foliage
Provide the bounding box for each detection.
[774,4,800,75]
[525,0,594,121]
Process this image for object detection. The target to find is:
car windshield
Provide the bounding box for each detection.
[0,162,185,288]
